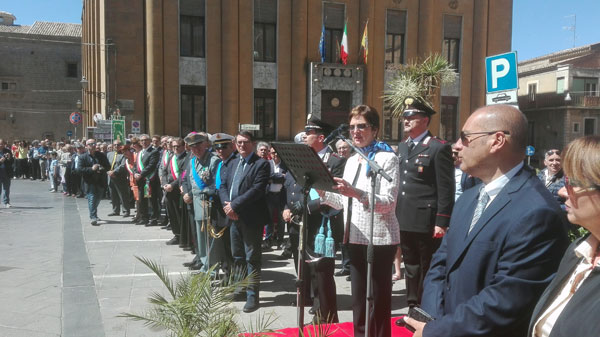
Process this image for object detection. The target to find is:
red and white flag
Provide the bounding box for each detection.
[340,21,348,65]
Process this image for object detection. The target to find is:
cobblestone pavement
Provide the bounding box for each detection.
[0,179,408,336]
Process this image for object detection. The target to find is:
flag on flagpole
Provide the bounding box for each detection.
[319,23,326,63]
[340,21,348,65]
[361,19,368,64]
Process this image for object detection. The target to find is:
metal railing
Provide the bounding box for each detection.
[518,91,600,110]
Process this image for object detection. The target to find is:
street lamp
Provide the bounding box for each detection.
[80,76,88,90]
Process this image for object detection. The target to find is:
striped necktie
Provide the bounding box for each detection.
[468,186,489,235]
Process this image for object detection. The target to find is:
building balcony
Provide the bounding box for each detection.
[519,92,600,110]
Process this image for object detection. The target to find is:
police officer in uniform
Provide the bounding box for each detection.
[286,116,346,323]
[395,96,455,309]
[182,132,221,272]
[203,132,237,278]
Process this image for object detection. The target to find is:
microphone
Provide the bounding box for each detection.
[323,124,349,144]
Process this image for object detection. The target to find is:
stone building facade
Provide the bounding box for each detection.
[518,43,600,167]
[82,0,513,141]
[0,11,82,142]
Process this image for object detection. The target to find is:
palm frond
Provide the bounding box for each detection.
[135,255,177,299]
[120,258,273,337]
[384,53,456,119]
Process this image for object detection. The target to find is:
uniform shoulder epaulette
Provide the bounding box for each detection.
[431,137,448,144]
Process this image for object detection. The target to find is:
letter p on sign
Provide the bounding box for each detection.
[486,52,518,93]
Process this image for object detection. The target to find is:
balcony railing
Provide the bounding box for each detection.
[518,91,600,110]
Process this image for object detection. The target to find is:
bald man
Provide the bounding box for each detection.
[404,105,569,337]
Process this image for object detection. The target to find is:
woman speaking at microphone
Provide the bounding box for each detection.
[320,105,400,337]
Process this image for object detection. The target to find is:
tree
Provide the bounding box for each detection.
[384,53,456,118]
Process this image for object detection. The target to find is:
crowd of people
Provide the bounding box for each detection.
[1,100,598,337]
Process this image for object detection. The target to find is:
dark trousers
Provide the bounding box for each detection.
[165,190,181,236]
[308,258,339,322]
[339,242,351,272]
[109,178,130,214]
[0,174,10,204]
[265,192,283,243]
[30,158,40,179]
[137,178,160,222]
[230,220,262,301]
[17,159,29,178]
[400,230,441,307]
[348,244,396,337]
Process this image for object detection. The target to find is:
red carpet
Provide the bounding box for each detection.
[247,316,412,337]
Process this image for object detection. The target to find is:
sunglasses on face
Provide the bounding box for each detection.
[546,150,561,156]
[459,130,510,144]
[565,176,600,195]
[349,123,371,131]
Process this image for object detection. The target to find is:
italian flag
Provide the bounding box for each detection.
[340,21,348,65]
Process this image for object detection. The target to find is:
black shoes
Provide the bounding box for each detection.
[122,212,130,217]
[276,250,292,260]
[243,297,259,313]
[188,262,202,270]
[107,212,119,216]
[91,218,100,226]
[165,236,179,245]
[346,275,351,282]
[334,269,350,277]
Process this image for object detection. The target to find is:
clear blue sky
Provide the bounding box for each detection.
[2,0,599,62]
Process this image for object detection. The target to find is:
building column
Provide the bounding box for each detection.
[145,0,165,135]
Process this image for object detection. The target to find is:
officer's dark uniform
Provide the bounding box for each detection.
[395,97,455,308]
[283,117,346,323]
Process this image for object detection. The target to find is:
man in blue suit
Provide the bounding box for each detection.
[219,131,270,313]
[404,104,569,337]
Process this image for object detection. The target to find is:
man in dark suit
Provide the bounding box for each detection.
[76,139,110,226]
[106,139,130,217]
[0,139,14,207]
[404,104,569,337]
[395,96,455,308]
[134,134,160,226]
[161,137,188,245]
[218,131,270,313]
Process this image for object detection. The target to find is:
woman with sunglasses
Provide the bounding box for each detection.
[320,104,399,337]
[537,149,566,210]
[528,136,600,337]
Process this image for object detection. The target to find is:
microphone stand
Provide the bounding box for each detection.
[337,136,392,337]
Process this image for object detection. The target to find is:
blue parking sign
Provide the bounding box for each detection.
[486,52,518,93]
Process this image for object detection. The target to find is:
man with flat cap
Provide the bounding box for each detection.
[182,132,220,271]
[395,96,455,309]
[297,115,346,322]
[197,132,237,277]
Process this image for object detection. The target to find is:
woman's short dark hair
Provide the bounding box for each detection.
[349,105,380,135]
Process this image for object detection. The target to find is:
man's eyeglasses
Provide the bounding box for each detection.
[349,123,371,131]
[87,143,96,146]
[459,130,510,144]
[236,140,252,146]
[546,150,561,156]
[565,176,600,195]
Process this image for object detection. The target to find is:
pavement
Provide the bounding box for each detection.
[0,179,409,336]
